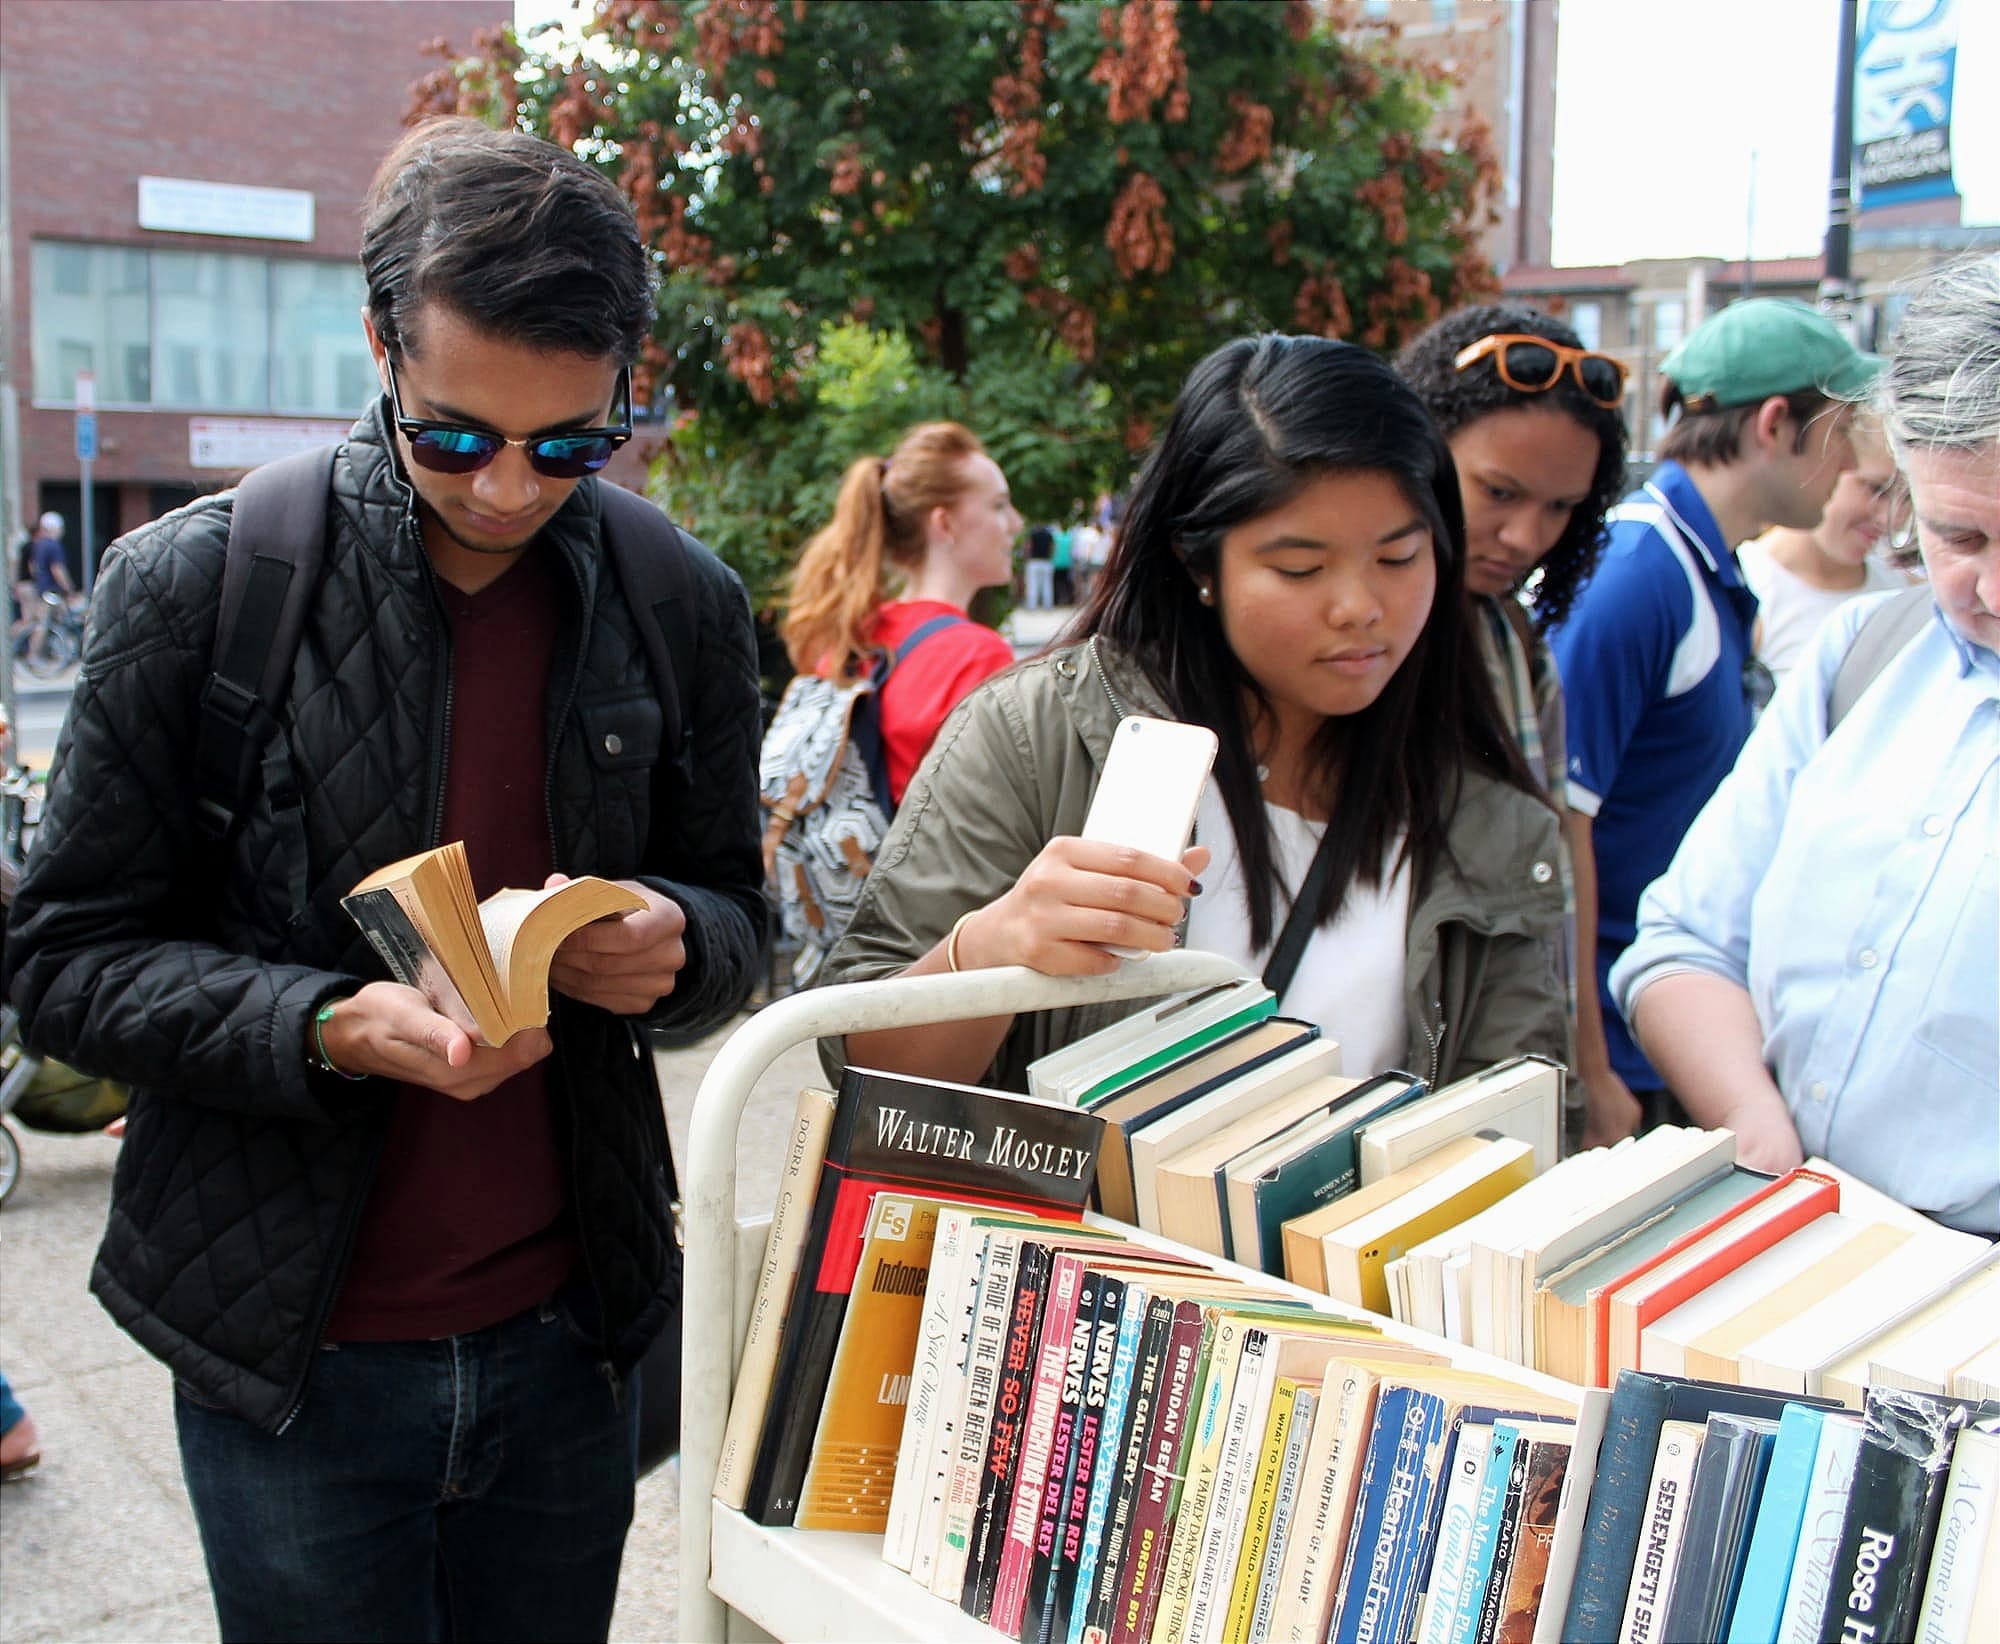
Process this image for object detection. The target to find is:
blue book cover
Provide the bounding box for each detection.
[1726,1403,1823,1644]
[1328,1385,1449,1644]
[1444,1422,1525,1644]
[1064,1280,1149,1644]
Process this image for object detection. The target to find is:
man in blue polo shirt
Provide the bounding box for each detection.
[1550,300,1878,1132]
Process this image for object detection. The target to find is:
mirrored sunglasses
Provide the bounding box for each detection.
[386,358,633,479]
[1453,333,1627,410]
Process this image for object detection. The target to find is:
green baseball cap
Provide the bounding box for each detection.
[1661,298,1881,412]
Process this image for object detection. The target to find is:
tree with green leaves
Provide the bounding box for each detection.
[411,0,1502,608]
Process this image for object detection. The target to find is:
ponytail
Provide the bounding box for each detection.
[779,420,990,680]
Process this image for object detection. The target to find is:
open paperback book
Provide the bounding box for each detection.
[342,840,644,1045]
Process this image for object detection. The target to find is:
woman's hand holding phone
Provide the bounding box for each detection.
[947,837,1209,977]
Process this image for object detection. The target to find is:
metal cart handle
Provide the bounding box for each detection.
[680,949,1247,1643]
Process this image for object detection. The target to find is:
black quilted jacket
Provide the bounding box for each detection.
[3,404,767,1431]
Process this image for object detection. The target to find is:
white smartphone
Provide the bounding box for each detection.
[1081,716,1218,956]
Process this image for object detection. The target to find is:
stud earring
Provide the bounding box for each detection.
[1197,582,1215,605]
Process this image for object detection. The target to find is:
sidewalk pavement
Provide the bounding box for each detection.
[0,1020,827,1644]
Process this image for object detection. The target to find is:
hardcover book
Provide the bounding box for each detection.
[1653,1413,1777,1644]
[1814,1386,2000,1644]
[1560,1370,1840,1643]
[1026,978,1278,1108]
[746,1066,1101,1526]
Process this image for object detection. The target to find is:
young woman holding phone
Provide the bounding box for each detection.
[818,335,1569,1093]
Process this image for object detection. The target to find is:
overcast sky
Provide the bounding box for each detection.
[513,0,1999,269]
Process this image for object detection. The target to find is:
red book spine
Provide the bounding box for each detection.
[993,1253,1089,1636]
[1109,1300,1206,1644]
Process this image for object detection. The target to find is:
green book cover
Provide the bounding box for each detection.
[1080,995,1278,1108]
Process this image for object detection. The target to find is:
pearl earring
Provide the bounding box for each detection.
[1198,583,1215,605]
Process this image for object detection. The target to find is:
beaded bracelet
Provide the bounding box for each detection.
[309,999,366,1081]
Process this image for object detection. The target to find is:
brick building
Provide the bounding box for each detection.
[0,0,511,585]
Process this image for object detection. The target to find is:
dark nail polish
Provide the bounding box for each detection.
[1188,879,1204,896]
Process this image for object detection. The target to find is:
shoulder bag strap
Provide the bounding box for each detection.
[1827,585,1933,732]
[1261,821,1342,1006]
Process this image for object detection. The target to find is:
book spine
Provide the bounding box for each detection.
[713,1088,834,1511]
[994,1254,1090,1635]
[1914,1429,2000,1644]
[1446,1426,1522,1644]
[1098,1119,1142,1225]
[1656,1420,1773,1644]
[1615,1422,1701,1644]
[1325,1385,1423,1644]
[1023,1272,1111,1644]
[884,1204,974,1565]
[1821,1392,1966,1644]
[1417,1424,1495,1644]
[1185,1327,1273,1644]
[913,1222,995,1589]
[1273,1365,1382,1644]
[1726,1405,1824,1644]
[1776,1416,1864,1644]
[1475,1427,1535,1644]
[1249,1384,1318,1644]
[1222,1376,1300,1644]
[1562,1373,1670,1641]
[1150,1313,1242,1644]
[1492,1438,1574,1644]
[1106,1302,1207,1644]
[967,1241,1052,1619]
[934,1232,1022,1601]
[1078,1295,1177,1644]
[1052,1276,1131,1644]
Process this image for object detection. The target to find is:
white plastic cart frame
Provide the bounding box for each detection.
[679,951,1244,1644]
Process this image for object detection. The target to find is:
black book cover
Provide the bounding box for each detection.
[1655,1413,1777,1644]
[1078,1293,1177,1644]
[1562,1370,1840,1643]
[967,1240,1055,1620]
[1024,1270,1114,1644]
[1108,1298,1211,1644]
[1473,1422,1535,1644]
[1817,1387,2000,1644]
[745,1066,1102,1525]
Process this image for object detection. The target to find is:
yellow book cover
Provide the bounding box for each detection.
[796,1194,942,1531]
[1321,1138,1537,1315]
[1221,1376,1301,1644]
[1268,1357,1387,1644]
[1281,1136,1492,1295]
[1150,1313,1251,1644]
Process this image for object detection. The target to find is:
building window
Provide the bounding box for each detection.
[32,239,367,416]
[1570,301,1603,351]
[1652,298,1685,354]
[1362,0,1392,16]
[1431,0,1460,22]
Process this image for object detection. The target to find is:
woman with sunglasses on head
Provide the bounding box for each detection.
[780,422,1021,810]
[1398,305,1634,1148]
[816,335,1568,1097]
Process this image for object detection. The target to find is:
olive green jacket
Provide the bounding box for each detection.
[820,638,1570,1092]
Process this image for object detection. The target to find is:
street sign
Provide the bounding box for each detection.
[74,371,95,411]
[75,411,99,463]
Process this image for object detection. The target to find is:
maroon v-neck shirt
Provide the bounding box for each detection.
[327,550,578,1340]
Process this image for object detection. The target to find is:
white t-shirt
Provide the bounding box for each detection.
[1738,539,1907,681]
[1183,782,1411,1076]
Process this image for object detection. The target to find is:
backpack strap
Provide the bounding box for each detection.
[1827,585,1933,732]
[595,481,698,787]
[194,445,338,842]
[860,611,972,813]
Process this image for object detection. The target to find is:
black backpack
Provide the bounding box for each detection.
[192,444,695,1473]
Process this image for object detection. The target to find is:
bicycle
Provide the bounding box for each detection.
[12,592,82,679]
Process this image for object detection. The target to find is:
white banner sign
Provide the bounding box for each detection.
[139,176,316,242]
[189,418,350,470]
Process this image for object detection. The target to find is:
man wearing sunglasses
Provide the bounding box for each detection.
[1548,298,1877,1134]
[4,119,766,1640]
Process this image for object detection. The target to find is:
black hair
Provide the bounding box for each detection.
[360,117,656,365]
[1397,303,1628,633]
[1075,334,1542,951]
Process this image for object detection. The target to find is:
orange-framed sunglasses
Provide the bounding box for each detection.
[1453,333,1628,409]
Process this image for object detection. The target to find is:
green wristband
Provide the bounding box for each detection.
[309,999,366,1081]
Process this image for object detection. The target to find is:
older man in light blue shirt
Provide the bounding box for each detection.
[1612,255,2000,1233]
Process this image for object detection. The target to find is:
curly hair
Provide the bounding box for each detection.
[1397,303,1629,633]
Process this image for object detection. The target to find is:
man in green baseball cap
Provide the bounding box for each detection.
[1547,296,1880,1139]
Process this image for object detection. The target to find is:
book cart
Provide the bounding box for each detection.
[678,952,1582,1644]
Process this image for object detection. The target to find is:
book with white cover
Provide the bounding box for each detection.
[1638,1213,1878,1377]
[1026,977,1274,1104]
[1616,1418,1703,1644]
[1732,1222,1996,1395]
[1127,1037,1343,1231]
[1914,1425,2000,1644]
[1530,1386,1614,1644]
[1390,1147,1621,1340]
[1355,1055,1563,1185]
[1813,1252,2000,1406]
[1411,1420,1495,1644]
[1954,1337,2000,1403]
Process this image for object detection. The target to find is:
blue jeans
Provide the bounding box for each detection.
[175,1298,639,1643]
